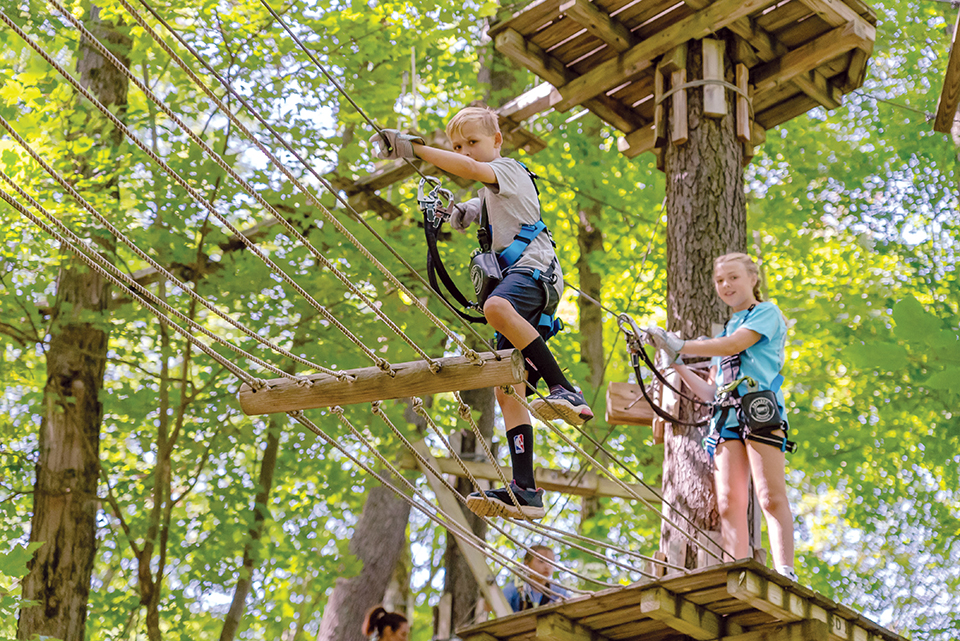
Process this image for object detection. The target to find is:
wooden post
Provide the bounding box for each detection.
[412,441,513,617]
[702,38,726,117]
[671,68,689,144]
[237,350,524,415]
[604,382,655,427]
[654,67,667,148]
[736,64,751,142]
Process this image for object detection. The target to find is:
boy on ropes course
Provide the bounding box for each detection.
[645,253,798,581]
[370,105,593,519]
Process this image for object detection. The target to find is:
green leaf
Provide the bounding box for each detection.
[0,542,43,579]
[892,296,943,344]
[847,341,909,372]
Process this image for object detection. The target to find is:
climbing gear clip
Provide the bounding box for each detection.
[418,176,453,229]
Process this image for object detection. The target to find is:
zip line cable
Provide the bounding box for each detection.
[130,0,735,564]
[4,2,736,568]
[129,0,497,358]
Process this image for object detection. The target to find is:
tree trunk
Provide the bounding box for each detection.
[316,483,412,641]
[219,416,283,641]
[661,36,745,569]
[442,386,496,628]
[577,199,605,394]
[17,7,129,641]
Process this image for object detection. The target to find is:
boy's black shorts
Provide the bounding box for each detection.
[489,271,548,395]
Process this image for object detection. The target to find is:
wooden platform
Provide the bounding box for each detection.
[489,0,877,157]
[459,559,906,641]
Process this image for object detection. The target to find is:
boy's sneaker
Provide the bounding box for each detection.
[530,386,594,426]
[465,480,545,519]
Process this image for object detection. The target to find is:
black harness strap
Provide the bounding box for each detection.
[422,205,487,324]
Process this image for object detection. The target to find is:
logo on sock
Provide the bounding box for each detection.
[513,433,524,454]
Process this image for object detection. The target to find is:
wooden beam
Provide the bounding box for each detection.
[537,613,612,641]
[495,28,646,132]
[654,67,666,148]
[791,69,843,110]
[616,124,655,158]
[935,11,960,134]
[640,586,722,640]
[797,0,871,29]
[736,64,751,142]
[752,20,875,96]
[397,451,662,501]
[499,83,563,122]
[553,0,781,112]
[658,43,688,75]
[413,441,513,617]
[726,569,807,622]
[671,69,688,143]
[237,349,524,415]
[559,0,637,53]
[702,38,726,118]
[721,620,830,641]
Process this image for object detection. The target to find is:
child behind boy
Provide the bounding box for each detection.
[369,106,592,519]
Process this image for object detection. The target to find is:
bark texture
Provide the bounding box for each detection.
[317,485,412,641]
[661,36,746,569]
[577,199,605,393]
[17,7,129,641]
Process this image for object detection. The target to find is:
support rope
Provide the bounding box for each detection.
[0,8,393,375]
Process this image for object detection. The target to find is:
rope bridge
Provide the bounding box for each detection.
[0,0,736,621]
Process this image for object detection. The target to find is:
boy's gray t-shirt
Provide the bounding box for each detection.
[469,156,563,299]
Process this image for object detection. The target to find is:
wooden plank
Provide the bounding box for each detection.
[736,64,751,142]
[414,441,513,617]
[658,42,688,75]
[756,1,812,34]
[721,619,830,641]
[397,452,662,501]
[798,0,870,28]
[559,0,637,52]
[752,20,875,95]
[640,586,722,640]
[702,38,726,117]
[792,69,843,109]
[500,83,563,122]
[616,123,655,158]
[495,27,646,132]
[237,350,524,415]
[844,47,869,91]
[605,381,655,426]
[671,68,688,143]
[553,0,781,112]
[935,10,960,133]
[726,569,807,622]
[488,0,564,38]
[756,92,820,129]
[654,67,666,148]
[537,612,612,641]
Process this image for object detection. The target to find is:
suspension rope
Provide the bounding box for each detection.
[506,386,735,562]
[0,185,263,388]
[369,401,626,587]
[0,9,394,375]
[309,408,586,600]
[120,0,488,364]
[46,1,436,372]
[0,139,347,382]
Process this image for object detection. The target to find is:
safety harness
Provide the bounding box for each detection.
[618,311,797,455]
[418,162,563,340]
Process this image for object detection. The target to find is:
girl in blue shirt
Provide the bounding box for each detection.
[647,253,796,580]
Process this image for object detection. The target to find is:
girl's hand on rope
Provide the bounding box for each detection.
[369,129,425,160]
[444,198,481,232]
[645,325,685,365]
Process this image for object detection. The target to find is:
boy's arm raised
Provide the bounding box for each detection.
[411,144,498,185]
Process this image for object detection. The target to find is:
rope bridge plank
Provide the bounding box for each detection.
[237,350,524,415]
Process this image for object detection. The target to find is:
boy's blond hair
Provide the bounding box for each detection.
[714,252,763,301]
[446,105,501,141]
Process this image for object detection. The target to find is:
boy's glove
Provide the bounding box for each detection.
[444,198,481,232]
[645,325,684,364]
[369,129,425,160]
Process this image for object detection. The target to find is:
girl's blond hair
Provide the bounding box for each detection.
[446,105,500,141]
[714,252,763,301]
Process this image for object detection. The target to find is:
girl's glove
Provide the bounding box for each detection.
[445,198,481,232]
[368,129,425,160]
[645,325,684,364]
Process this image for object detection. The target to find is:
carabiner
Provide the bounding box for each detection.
[417,177,453,228]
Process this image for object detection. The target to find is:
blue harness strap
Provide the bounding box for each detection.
[497,220,547,269]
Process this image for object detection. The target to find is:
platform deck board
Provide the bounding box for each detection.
[458,560,907,641]
[489,0,877,156]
